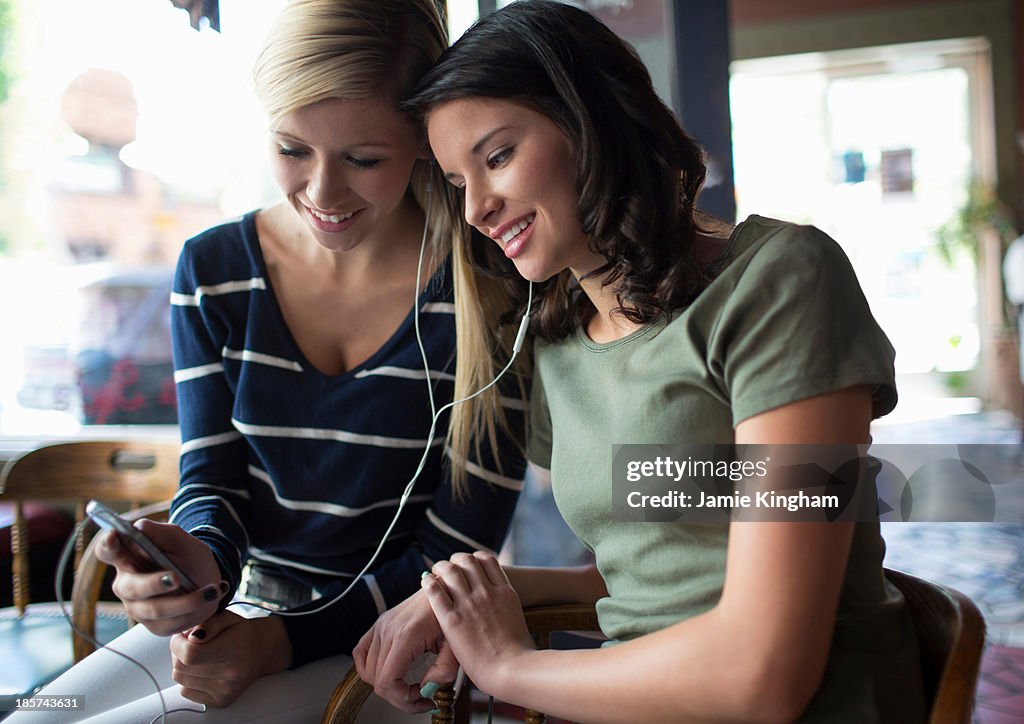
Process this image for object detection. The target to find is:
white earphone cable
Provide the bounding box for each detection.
[54,520,172,723]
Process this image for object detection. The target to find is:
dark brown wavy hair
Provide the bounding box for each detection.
[402,0,713,342]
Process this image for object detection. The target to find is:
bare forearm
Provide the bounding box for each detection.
[489,609,798,724]
[504,564,607,608]
[257,615,294,675]
[485,521,852,723]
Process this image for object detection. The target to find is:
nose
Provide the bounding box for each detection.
[463,178,501,230]
[307,157,348,210]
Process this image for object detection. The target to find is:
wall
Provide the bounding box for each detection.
[729,0,1022,228]
[732,0,940,27]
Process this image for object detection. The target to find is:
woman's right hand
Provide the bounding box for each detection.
[353,586,460,713]
[95,519,228,636]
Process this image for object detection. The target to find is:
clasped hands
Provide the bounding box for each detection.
[354,551,535,714]
[96,520,292,707]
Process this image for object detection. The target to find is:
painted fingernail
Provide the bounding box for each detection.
[218,580,230,596]
[419,681,439,698]
[427,709,440,716]
[421,570,431,578]
[190,626,207,641]
[202,584,221,602]
[161,574,175,589]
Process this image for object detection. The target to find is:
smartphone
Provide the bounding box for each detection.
[85,500,198,592]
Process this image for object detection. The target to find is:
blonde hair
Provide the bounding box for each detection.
[442,187,531,495]
[254,0,528,494]
[253,0,445,120]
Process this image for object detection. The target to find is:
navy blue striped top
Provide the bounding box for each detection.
[169,211,525,665]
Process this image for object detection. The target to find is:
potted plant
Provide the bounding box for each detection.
[935,182,1021,417]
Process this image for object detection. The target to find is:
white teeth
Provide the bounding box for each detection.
[311,209,354,223]
[500,214,535,244]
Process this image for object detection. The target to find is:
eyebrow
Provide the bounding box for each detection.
[472,125,511,155]
[442,125,513,182]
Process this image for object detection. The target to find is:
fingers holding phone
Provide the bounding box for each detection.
[90,505,227,635]
[113,572,230,635]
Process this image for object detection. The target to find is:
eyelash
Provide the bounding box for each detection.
[486,147,513,169]
[348,157,380,169]
[277,147,381,169]
[447,145,515,189]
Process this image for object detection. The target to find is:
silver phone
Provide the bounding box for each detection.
[85,500,198,592]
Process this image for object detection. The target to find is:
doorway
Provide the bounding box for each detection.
[731,37,997,419]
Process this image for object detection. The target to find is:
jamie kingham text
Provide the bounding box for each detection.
[625,456,770,483]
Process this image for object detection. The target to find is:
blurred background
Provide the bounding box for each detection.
[0,0,1021,436]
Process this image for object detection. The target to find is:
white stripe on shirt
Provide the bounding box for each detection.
[445,446,524,491]
[354,365,455,382]
[176,482,252,500]
[425,509,496,555]
[248,465,433,517]
[181,430,244,454]
[222,347,303,372]
[233,418,444,449]
[248,548,357,578]
[170,495,250,547]
[175,362,225,383]
[420,302,455,314]
[171,277,267,306]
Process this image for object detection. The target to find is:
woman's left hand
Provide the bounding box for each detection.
[169,610,293,707]
[421,551,536,694]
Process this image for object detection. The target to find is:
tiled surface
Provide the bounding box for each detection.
[880,523,1024,648]
[978,645,1024,723]
[874,409,1024,722]
[881,521,1024,723]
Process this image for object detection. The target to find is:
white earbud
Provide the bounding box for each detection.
[513,308,530,354]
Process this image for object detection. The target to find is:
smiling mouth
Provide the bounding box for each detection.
[499,214,535,245]
[309,208,356,223]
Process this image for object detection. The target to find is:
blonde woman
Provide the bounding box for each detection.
[15,1,526,722]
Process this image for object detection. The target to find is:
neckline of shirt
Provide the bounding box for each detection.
[574,215,759,353]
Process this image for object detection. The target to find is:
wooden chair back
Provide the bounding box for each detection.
[0,440,180,636]
[70,499,174,660]
[884,568,986,724]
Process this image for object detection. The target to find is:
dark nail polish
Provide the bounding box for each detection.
[161,574,175,589]
[202,585,220,602]
[190,627,207,640]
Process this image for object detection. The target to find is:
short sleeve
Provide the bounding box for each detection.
[527,354,553,469]
[708,224,897,425]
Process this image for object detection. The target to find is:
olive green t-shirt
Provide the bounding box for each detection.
[528,216,924,722]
